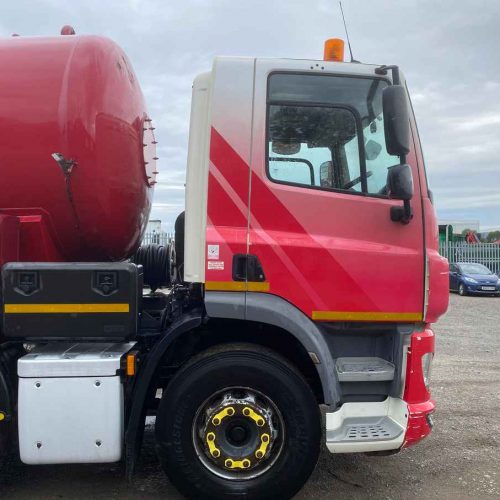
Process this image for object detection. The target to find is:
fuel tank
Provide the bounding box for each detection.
[0,34,157,263]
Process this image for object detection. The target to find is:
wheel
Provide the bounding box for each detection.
[458,283,467,296]
[155,344,321,500]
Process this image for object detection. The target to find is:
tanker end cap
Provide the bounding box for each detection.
[61,25,76,35]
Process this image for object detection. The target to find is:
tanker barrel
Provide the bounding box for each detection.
[0,34,158,264]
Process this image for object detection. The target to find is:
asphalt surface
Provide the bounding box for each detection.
[1,293,499,499]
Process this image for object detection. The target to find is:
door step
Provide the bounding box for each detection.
[326,397,408,453]
[335,357,395,382]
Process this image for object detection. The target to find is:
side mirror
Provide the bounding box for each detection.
[387,163,413,201]
[386,163,413,224]
[383,85,410,156]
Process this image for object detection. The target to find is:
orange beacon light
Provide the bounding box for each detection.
[323,38,345,62]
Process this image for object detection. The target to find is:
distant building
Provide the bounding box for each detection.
[143,219,170,245]
[438,220,480,235]
[147,219,162,234]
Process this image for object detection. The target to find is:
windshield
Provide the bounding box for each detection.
[459,264,492,275]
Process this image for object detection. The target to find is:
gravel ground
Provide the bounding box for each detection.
[1,293,499,499]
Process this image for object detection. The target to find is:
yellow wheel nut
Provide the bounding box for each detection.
[212,406,235,426]
[255,433,270,460]
[225,459,233,468]
[243,459,250,468]
[206,432,221,459]
[243,406,265,427]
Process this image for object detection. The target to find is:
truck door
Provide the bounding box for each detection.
[247,62,425,322]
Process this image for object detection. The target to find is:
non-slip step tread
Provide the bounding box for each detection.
[335,357,395,382]
[327,416,404,443]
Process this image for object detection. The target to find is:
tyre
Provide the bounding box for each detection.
[458,283,467,296]
[155,344,321,500]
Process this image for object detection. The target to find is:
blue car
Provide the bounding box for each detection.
[449,262,500,296]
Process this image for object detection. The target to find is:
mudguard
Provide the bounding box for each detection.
[124,309,203,479]
[205,291,342,406]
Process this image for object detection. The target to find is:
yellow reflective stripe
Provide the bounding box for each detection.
[205,281,270,292]
[4,303,130,314]
[312,311,422,322]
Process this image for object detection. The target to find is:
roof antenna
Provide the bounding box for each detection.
[339,1,359,63]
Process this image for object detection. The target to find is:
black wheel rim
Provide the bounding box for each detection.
[192,387,285,480]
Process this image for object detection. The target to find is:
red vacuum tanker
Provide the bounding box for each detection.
[0,34,157,263]
[0,30,449,500]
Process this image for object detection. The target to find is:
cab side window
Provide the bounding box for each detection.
[267,73,400,196]
[268,105,363,192]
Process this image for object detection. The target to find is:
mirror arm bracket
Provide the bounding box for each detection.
[390,200,413,225]
[375,65,401,85]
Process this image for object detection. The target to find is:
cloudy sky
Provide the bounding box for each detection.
[2,0,499,231]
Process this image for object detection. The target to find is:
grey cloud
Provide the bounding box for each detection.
[2,0,499,230]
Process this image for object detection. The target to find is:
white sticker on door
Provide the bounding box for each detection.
[208,261,224,270]
[207,244,219,260]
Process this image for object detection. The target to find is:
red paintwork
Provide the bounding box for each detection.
[206,128,250,282]
[403,329,434,403]
[207,92,449,324]
[0,35,155,266]
[423,198,449,323]
[403,400,435,448]
[409,115,449,324]
[402,329,435,446]
[207,126,427,319]
[249,133,425,316]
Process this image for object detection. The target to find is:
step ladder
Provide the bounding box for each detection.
[335,357,395,382]
[326,397,408,453]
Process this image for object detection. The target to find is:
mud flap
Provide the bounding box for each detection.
[0,347,16,466]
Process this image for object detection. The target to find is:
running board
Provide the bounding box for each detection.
[326,397,408,453]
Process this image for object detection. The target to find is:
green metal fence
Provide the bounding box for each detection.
[439,242,500,274]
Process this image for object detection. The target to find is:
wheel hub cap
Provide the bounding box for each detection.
[193,388,283,479]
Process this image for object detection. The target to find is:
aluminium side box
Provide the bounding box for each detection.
[1,262,142,339]
[17,342,135,464]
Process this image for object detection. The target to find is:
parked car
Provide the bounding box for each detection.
[449,262,500,296]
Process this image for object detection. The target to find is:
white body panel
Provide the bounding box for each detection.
[184,71,212,283]
[19,375,124,464]
[17,343,132,465]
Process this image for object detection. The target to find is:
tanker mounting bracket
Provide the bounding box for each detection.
[52,152,77,174]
